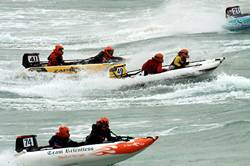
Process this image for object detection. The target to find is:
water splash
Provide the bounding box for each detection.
[0,150,17,166]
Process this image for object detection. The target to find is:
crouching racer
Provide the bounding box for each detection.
[85,117,118,145]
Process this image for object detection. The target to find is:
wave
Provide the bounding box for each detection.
[223,120,250,129]
[0,150,16,166]
[142,123,223,137]
[0,72,249,111]
[0,0,231,50]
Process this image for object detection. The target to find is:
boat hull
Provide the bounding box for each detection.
[125,57,225,84]
[26,63,114,74]
[223,15,250,31]
[15,136,158,166]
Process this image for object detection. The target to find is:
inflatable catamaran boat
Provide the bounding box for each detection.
[109,57,225,82]
[14,135,158,166]
[22,53,125,74]
[223,6,250,31]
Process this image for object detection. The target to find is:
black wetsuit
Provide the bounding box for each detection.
[49,135,81,148]
[85,124,117,145]
[88,51,106,64]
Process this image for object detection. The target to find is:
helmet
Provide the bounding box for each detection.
[153,53,164,63]
[55,44,64,51]
[104,46,113,52]
[178,48,189,57]
[57,125,70,138]
[104,46,114,58]
[97,117,109,125]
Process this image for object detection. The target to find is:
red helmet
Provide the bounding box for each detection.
[54,44,64,51]
[153,53,164,63]
[178,48,189,57]
[104,46,113,52]
[104,46,114,58]
[57,125,70,138]
[97,117,109,125]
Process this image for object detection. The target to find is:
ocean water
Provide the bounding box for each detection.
[1,0,250,165]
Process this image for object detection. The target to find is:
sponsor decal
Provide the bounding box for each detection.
[65,147,94,153]
[47,150,63,155]
[54,67,79,73]
[58,154,85,160]
[47,147,94,156]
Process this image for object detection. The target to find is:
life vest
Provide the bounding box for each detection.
[170,55,187,68]
[102,52,113,62]
[48,51,63,66]
[85,124,114,144]
[142,59,164,75]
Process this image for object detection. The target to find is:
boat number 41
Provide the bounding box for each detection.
[28,55,39,63]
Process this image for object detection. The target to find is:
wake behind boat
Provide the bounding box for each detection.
[109,57,225,84]
[22,53,126,74]
[14,135,158,166]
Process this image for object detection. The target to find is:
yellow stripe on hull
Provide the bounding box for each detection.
[27,64,114,74]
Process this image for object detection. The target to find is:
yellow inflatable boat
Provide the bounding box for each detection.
[22,53,125,74]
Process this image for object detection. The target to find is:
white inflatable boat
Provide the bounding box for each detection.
[14,135,158,166]
[109,57,225,84]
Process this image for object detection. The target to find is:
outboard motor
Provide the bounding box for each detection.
[22,53,41,68]
[15,135,38,153]
[225,6,242,18]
